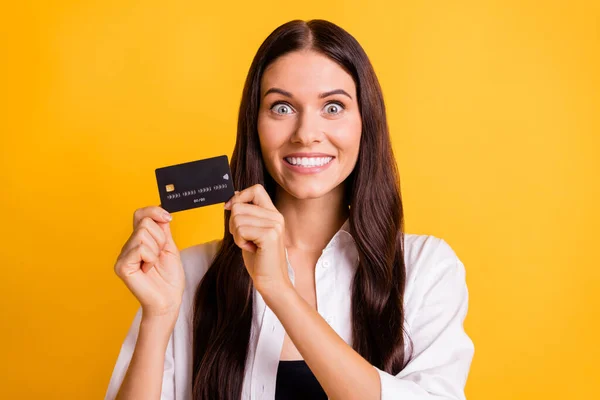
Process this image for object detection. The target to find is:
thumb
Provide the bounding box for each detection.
[160,221,179,254]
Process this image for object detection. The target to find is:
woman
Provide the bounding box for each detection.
[105,19,474,400]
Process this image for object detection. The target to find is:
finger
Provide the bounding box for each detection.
[233,225,279,251]
[228,202,283,223]
[229,214,279,240]
[230,224,262,253]
[115,242,159,278]
[122,226,160,257]
[224,191,240,207]
[137,217,167,249]
[226,184,276,211]
[157,220,179,255]
[121,217,165,256]
[139,244,160,274]
[133,205,172,229]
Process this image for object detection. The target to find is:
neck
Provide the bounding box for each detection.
[274,184,349,253]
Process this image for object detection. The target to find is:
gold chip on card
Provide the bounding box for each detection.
[165,184,175,192]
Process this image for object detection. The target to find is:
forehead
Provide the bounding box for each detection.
[261,50,356,98]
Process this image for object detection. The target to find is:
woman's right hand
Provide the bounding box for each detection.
[114,206,185,319]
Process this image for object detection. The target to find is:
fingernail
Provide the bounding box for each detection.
[163,212,172,221]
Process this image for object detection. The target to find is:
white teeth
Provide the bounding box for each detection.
[285,156,333,167]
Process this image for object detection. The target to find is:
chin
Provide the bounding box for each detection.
[282,181,337,200]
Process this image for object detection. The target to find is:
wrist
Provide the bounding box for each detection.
[259,281,297,309]
[141,309,179,334]
[141,301,181,319]
[138,314,177,350]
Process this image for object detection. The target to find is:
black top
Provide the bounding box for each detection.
[275,360,328,400]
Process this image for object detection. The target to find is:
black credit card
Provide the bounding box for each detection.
[155,155,235,213]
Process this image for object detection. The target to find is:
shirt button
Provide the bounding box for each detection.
[322,260,330,268]
[271,324,275,332]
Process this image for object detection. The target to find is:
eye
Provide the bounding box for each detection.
[324,101,345,115]
[270,102,295,115]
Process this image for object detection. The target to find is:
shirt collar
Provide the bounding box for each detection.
[285,216,353,263]
[340,216,351,236]
[284,216,354,283]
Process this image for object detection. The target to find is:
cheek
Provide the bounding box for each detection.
[257,115,280,151]
[329,116,362,152]
[258,116,298,154]
[257,115,293,167]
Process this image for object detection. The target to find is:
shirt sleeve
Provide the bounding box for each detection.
[104,305,176,400]
[374,248,475,400]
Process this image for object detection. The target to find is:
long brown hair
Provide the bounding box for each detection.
[191,19,411,399]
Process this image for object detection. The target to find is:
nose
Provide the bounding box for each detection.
[291,109,324,145]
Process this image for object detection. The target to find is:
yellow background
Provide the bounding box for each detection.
[1,1,598,398]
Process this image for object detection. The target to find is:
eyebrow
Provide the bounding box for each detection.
[263,87,353,100]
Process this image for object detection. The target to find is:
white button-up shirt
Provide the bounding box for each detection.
[105,218,475,399]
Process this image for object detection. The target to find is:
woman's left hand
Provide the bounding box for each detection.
[224,184,292,296]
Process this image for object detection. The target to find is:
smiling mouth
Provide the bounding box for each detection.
[283,156,334,167]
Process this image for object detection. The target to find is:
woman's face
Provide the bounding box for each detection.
[257,50,362,200]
